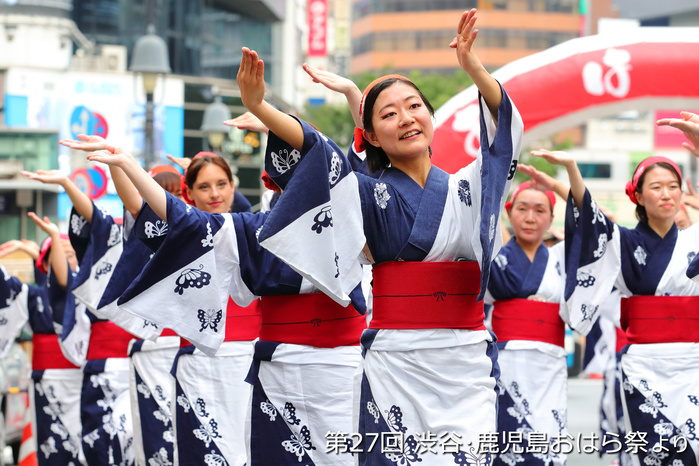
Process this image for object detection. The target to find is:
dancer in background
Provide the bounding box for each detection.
[538,144,699,464]
[0,232,86,465]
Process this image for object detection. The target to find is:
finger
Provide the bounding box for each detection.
[456,10,468,37]
[77,134,89,141]
[688,178,697,196]
[257,59,264,81]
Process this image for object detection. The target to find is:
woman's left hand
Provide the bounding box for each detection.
[449,9,482,74]
[59,134,108,152]
[237,47,266,112]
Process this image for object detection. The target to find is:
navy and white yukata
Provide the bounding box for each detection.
[0,265,86,465]
[117,195,365,465]
[72,202,185,466]
[486,239,568,466]
[258,86,523,465]
[564,189,699,465]
[66,206,139,466]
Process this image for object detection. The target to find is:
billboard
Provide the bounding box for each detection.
[308,0,328,57]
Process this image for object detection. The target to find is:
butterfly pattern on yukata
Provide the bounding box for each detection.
[174,265,212,295]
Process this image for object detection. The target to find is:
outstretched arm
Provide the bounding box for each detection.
[237,47,304,151]
[302,64,363,128]
[28,213,68,288]
[517,163,570,200]
[87,147,168,221]
[450,9,501,120]
[60,134,143,218]
[21,170,93,223]
[530,149,584,210]
[656,111,699,157]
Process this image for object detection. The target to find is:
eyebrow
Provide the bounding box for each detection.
[377,95,420,115]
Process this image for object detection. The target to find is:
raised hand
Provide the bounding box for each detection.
[449,9,481,74]
[683,177,699,210]
[59,134,108,152]
[223,112,269,134]
[237,47,266,112]
[656,111,699,158]
[21,169,69,186]
[87,146,134,168]
[166,154,193,170]
[518,164,557,191]
[28,213,61,238]
[302,64,359,96]
[530,149,576,168]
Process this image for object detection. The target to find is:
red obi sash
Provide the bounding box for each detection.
[180,298,262,348]
[86,321,137,360]
[491,299,565,348]
[32,334,80,370]
[161,329,178,337]
[620,295,699,344]
[370,261,485,330]
[259,293,365,348]
[615,326,628,352]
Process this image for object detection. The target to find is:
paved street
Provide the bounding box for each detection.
[567,377,613,466]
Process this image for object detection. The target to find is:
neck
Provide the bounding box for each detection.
[647,216,674,238]
[389,152,432,188]
[515,237,542,261]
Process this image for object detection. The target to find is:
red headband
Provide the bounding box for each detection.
[36,234,70,275]
[147,164,180,177]
[181,152,220,206]
[505,181,556,213]
[355,74,410,154]
[624,156,682,205]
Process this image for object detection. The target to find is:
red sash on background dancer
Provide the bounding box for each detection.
[32,334,80,370]
[491,299,565,348]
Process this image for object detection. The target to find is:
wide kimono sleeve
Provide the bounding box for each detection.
[563,188,621,335]
[88,206,166,340]
[257,117,366,308]
[69,203,124,312]
[117,192,257,356]
[688,242,699,282]
[449,86,523,300]
[0,265,30,358]
[47,266,90,366]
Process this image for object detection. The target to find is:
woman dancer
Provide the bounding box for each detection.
[537,144,699,465]
[238,8,522,465]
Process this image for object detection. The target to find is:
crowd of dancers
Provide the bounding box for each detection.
[0,8,698,466]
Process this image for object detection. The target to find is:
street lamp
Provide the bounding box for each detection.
[129,24,171,170]
[201,95,232,152]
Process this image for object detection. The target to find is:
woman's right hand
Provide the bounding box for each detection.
[530,149,576,168]
[59,134,108,152]
[224,112,269,134]
[517,163,557,191]
[28,213,61,239]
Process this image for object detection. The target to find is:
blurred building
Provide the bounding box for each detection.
[350,0,583,75]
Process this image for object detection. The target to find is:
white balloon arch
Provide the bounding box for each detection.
[431,28,699,173]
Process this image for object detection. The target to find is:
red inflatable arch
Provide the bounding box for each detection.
[431,28,699,173]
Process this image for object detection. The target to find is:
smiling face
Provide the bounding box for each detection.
[186,163,234,214]
[635,166,681,223]
[363,81,434,164]
[508,188,554,247]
